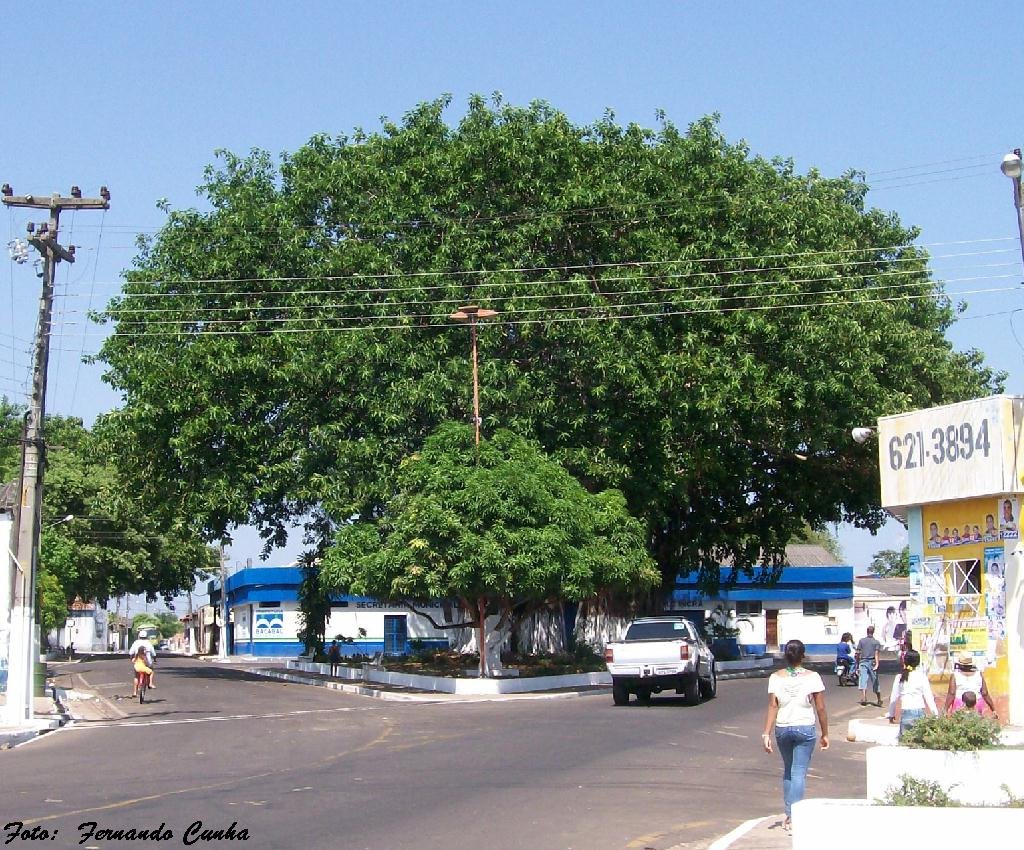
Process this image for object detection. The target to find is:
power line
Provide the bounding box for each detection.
[90,272,1019,329]
[68,247,1017,308]
[75,260,1020,322]
[80,284,1017,339]
[61,236,1020,296]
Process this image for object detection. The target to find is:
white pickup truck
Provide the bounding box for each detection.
[603,616,717,706]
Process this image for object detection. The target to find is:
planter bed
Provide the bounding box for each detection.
[793,798,1024,850]
[866,745,1024,805]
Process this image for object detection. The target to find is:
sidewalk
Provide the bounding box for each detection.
[0,693,68,748]
[702,815,792,850]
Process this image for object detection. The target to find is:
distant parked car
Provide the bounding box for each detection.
[157,640,170,651]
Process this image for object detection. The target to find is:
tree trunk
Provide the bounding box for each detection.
[477,596,487,678]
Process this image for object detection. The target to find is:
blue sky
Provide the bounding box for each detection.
[3,2,1023,576]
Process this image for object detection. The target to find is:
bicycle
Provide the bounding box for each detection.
[135,669,151,704]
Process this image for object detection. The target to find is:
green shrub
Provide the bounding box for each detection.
[899,710,1001,751]
[879,775,960,807]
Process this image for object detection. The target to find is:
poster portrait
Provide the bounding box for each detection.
[984,545,1006,639]
[999,496,1019,540]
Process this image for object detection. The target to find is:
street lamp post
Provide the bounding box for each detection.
[1000,149,1024,271]
[448,305,498,677]
[448,305,498,446]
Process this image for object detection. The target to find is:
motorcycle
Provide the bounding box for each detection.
[835,658,858,687]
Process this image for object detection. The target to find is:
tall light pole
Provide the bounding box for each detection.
[448,304,498,677]
[448,305,498,447]
[1000,149,1024,271]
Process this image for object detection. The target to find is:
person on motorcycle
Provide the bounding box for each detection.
[127,635,157,691]
[836,632,855,678]
[131,646,154,697]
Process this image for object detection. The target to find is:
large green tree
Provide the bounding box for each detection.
[95,97,1001,594]
[869,546,911,577]
[320,423,659,674]
[1,403,218,621]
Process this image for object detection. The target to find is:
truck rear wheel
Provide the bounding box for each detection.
[612,681,630,706]
[681,674,700,706]
[700,664,717,700]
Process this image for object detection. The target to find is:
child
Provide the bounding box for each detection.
[961,690,978,711]
[131,647,153,697]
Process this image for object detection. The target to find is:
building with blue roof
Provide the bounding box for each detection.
[668,544,854,655]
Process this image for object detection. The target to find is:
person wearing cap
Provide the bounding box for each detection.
[944,652,997,717]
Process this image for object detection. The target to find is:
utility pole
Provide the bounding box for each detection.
[1,185,109,726]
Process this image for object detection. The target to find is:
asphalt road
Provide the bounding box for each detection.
[1,655,871,850]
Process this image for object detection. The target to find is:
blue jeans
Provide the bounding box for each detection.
[858,661,879,696]
[899,708,924,739]
[775,724,817,818]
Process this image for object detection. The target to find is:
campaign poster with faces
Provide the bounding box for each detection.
[985,545,1006,639]
[923,496,1018,552]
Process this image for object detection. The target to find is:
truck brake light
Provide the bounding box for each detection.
[604,646,614,663]
[679,643,690,660]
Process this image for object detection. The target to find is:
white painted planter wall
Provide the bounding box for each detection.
[792,798,1024,850]
[866,745,1024,805]
[286,659,611,694]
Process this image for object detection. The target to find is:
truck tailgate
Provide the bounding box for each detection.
[608,640,688,666]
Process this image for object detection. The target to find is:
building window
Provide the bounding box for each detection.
[735,601,762,616]
[802,600,829,617]
[257,601,281,609]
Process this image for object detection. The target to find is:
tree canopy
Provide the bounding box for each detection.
[1,402,218,622]
[869,546,911,577]
[132,611,183,639]
[95,96,1001,593]
[319,423,658,672]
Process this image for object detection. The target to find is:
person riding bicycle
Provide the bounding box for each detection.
[131,646,154,697]
[127,635,157,691]
[836,631,855,678]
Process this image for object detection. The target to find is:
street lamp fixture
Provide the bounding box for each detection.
[1001,149,1024,271]
[851,427,876,444]
[449,305,499,447]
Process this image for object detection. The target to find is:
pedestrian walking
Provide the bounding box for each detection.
[328,639,341,677]
[762,639,829,831]
[886,649,937,739]
[855,625,882,706]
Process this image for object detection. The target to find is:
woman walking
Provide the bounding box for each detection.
[887,649,936,738]
[762,639,829,831]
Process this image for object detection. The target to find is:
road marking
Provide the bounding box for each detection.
[72,671,129,719]
[19,718,396,826]
[714,730,748,739]
[65,704,379,730]
[626,820,712,848]
[706,816,773,850]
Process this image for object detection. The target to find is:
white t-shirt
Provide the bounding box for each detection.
[768,669,825,727]
[953,668,983,699]
[888,669,937,713]
[128,638,155,661]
